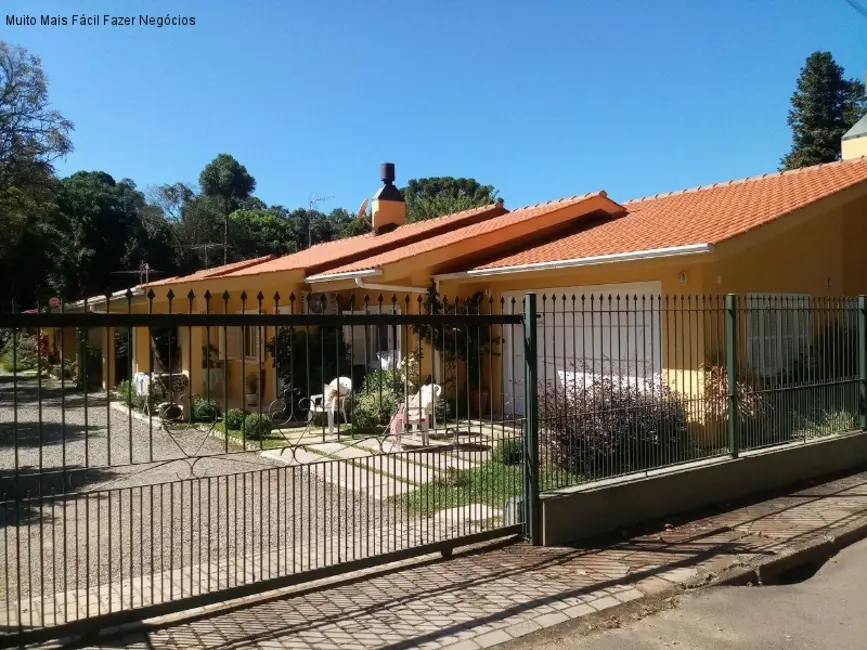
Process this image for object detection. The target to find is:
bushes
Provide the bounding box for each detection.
[1,333,49,372]
[114,379,160,411]
[224,408,247,431]
[350,355,431,433]
[192,398,220,423]
[352,371,400,431]
[540,376,689,478]
[116,379,137,407]
[49,359,77,381]
[352,390,398,432]
[494,438,523,466]
[352,370,393,431]
[243,413,272,439]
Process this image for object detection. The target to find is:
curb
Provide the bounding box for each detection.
[709,515,867,587]
[492,516,867,650]
[109,400,164,430]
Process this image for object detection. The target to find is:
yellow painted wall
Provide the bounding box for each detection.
[842,136,867,161]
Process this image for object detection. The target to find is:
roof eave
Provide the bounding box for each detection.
[433,244,716,281]
[60,286,147,312]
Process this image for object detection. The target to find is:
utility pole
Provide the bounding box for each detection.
[308,194,334,248]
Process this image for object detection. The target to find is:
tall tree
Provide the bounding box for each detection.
[780,51,867,170]
[402,177,499,223]
[52,171,177,299]
[228,208,298,259]
[198,154,256,263]
[149,182,195,220]
[0,41,73,308]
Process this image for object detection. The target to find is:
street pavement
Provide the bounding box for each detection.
[530,536,867,650]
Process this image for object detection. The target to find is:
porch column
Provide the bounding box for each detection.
[101,327,116,390]
[133,327,151,374]
[184,324,204,396]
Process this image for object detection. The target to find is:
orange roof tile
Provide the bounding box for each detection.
[223,203,507,278]
[311,192,619,278]
[471,158,867,271]
[146,255,276,286]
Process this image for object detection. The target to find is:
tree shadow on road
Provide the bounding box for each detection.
[0,465,119,529]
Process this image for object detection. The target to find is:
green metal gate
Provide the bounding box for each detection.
[0,290,536,646]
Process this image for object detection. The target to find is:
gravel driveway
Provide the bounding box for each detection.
[0,374,414,621]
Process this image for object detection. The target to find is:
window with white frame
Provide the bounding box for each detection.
[242,310,261,361]
[217,319,260,361]
[746,293,811,377]
[342,311,402,368]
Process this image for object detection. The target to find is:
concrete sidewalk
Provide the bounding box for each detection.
[66,469,867,650]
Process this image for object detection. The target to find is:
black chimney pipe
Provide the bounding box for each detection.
[381,162,395,185]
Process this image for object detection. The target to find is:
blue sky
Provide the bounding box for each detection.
[4,0,867,213]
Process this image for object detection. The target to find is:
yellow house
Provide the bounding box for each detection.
[86,133,867,422]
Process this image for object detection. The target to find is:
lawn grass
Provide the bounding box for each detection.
[398,460,583,516]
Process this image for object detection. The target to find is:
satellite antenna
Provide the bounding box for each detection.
[308,194,334,248]
[356,198,369,220]
[185,243,230,267]
[110,262,166,285]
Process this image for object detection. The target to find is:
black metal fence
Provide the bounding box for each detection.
[0,289,864,644]
[0,294,527,644]
[533,294,861,489]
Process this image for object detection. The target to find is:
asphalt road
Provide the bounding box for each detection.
[532,536,867,650]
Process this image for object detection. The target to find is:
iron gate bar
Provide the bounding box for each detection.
[0,313,523,328]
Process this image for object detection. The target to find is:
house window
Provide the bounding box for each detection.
[343,311,402,368]
[746,294,810,377]
[243,310,261,361]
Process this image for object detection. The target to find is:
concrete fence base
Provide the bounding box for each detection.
[541,431,867,546]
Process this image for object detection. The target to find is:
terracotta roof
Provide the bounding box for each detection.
[146,255,277,286]
[311,192,619,278]
[470,158,867,271]
[223,203,507,278]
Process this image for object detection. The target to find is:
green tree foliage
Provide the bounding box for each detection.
[228,208,298,259]
[52,171,177,298]
[0,41,73,308]
[780,51,867,170]
[329,207,371,239]
[402,177,499,223]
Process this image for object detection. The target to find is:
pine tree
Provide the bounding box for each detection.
[780,51,866,170]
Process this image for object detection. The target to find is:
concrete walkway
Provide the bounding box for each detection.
[46,468,867,650]
[260,423,507,498]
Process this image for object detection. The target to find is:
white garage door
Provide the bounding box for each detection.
[502,282,662,415]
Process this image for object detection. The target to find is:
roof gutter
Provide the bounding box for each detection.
[353,278,429,294]
[306,268,428,294]
[306,269,382,283]
[433,244,715,280]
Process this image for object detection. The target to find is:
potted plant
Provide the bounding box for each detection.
[245,371,259,408]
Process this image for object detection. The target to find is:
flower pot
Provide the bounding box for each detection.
[470,387,489,418]
[245,392,259,408]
